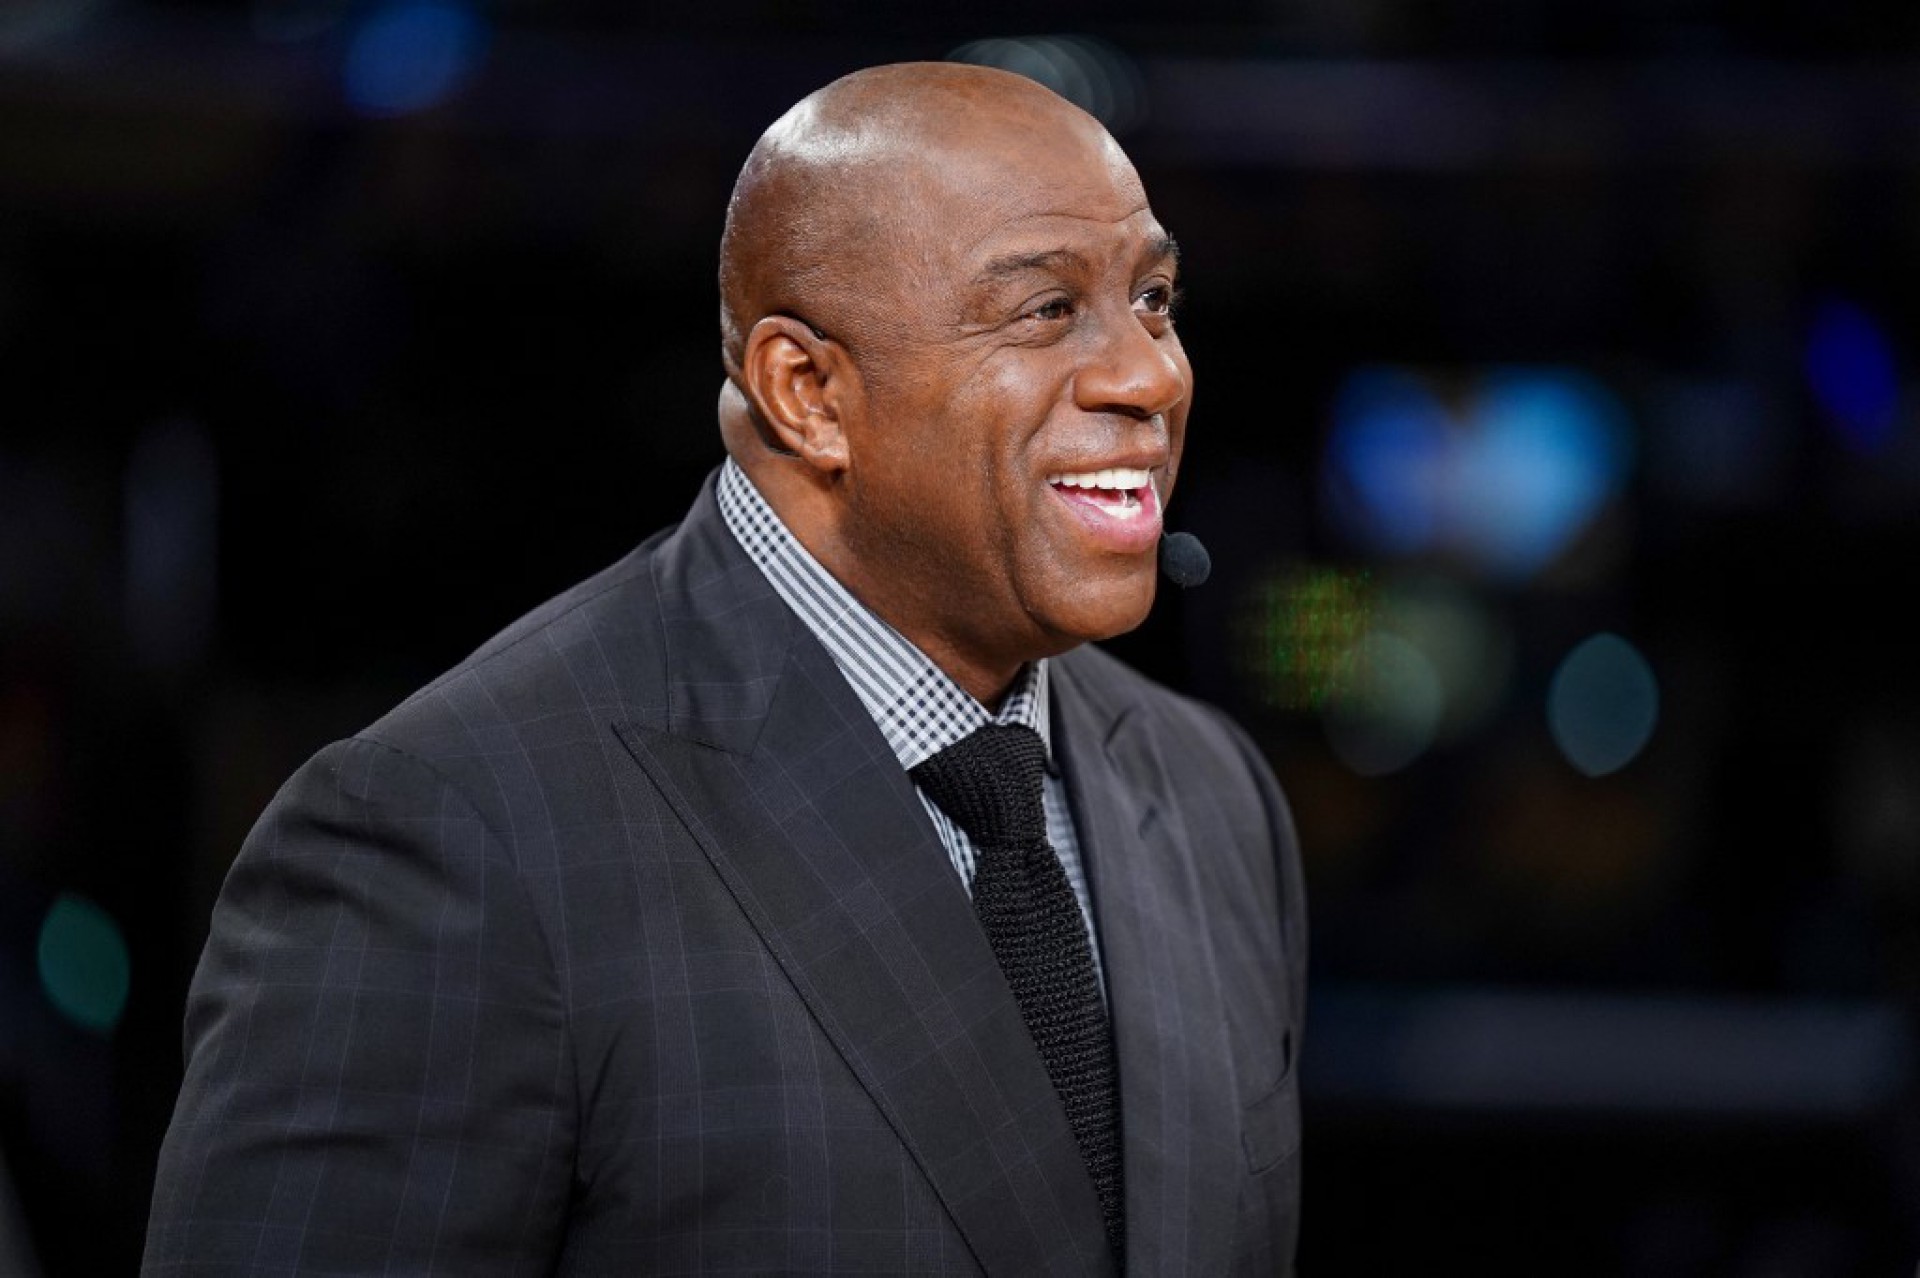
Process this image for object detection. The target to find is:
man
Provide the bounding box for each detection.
[146,62,1305,1275]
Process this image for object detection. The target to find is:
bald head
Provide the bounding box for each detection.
[717,63,1123,376]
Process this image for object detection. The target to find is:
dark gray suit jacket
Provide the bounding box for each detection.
[146,474,1306,1275]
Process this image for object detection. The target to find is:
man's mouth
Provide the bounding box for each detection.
[1044,466,1165,554]
[1045,467,1154,519]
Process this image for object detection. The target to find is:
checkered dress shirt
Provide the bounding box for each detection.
[717,459,1104,982]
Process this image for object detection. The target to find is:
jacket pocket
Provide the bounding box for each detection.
[1241,1028,1300,1174]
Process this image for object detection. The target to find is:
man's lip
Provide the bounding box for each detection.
[1045,473,1165,553]
[1044,459,1167,481]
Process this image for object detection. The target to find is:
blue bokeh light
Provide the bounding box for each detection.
[1322,365,1633,581]
[1457,370,1633,578]
[343,0,486,118]
[1805,297,1900,455]
[1323,367,1450,556]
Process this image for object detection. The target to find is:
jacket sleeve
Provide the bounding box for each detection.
[144,736,575,1275]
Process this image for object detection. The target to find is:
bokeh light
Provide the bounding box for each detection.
[1324,632,1445,776]
[1805,296,1900,455]
[36,893,132,1036]
[1376,575,1514,744]
[1322,367,1449,557]
[1237,566,1515,769]
[1234,563,1374,711]
[343,0,486,118]
[1322,365,1634,581]
[948,35,1146,133]
[1547,633,1660,777]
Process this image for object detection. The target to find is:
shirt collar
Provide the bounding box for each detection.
[715,457,1053,773]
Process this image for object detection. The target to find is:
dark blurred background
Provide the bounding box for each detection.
[4,0,1920,1273]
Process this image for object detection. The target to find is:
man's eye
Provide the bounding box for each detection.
[1027,298,1074,322]
[1138,284,1181,316]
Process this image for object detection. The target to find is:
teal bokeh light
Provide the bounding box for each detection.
[36,893,132,1035]
[1548,633,1660,777]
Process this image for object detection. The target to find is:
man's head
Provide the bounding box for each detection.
[717,62,1192,704]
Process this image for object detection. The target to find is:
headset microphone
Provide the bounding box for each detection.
[1158,531,1212,588]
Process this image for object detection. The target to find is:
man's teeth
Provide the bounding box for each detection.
[1046,467,1151,490]
[1047,467,1151,519]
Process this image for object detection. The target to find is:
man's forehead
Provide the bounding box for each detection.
[927,123,1142,199]
[900,129,1158,251]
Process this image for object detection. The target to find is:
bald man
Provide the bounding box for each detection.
[146,64,1306,1276]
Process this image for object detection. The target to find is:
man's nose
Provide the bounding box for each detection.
[1073,308,1188,421]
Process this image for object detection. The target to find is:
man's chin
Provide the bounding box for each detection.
[1035,571,1160,650]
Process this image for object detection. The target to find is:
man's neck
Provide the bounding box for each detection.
[736,457,1032,712]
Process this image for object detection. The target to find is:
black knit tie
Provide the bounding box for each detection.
[910,723,1125,1261]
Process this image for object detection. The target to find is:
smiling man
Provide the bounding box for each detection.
[147,63,1306,1276]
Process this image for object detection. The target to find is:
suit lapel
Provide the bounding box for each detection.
[610,485,1115,1277]
[1053,654,1242,1278]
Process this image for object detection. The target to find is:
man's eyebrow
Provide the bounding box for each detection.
[973,248,1092,286]
[972,235,1182,286]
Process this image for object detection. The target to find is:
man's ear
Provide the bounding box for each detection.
[739,315,855,473]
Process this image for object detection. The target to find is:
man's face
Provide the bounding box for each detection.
[826,111,1192,694]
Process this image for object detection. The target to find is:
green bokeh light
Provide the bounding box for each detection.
[37,892,131,1035]
[1235,564,1375,711]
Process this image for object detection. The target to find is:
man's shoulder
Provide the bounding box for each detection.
[435,531,670,691]
[353,471,770,753]
[358,525,686,764]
